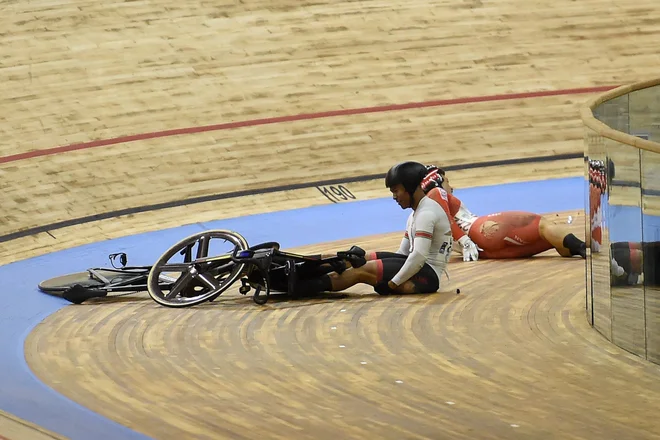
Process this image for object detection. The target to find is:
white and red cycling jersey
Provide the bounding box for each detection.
[392,188,455,286]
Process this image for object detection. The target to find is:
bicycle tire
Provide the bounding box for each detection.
[147,229,249,307]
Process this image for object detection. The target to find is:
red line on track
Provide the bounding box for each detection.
[0,85,617,165]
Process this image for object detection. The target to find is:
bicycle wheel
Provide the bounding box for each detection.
[146,229,249,307]
[38,268,150,296]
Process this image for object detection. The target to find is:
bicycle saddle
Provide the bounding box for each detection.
[248,241,281,251]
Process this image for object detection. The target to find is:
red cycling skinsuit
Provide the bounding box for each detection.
[426,189,553,259]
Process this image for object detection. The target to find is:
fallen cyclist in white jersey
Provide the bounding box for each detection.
[293,161,455,296]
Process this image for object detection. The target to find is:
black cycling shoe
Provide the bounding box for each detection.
[348,245,365,257]
[337,245,367,268]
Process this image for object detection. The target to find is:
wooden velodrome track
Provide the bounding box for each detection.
[3,0,660,438]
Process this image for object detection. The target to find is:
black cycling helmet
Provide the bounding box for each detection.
[385,161,428,198]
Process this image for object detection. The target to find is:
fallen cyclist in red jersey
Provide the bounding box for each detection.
[409,165,587,261]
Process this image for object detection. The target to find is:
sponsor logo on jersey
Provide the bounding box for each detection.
[503,235,526,245]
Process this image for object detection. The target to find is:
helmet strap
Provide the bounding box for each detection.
[409,187,422,209]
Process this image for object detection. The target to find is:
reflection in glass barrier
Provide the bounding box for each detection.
[587,152,612,339]
[630,86,660,141]
[584,157,593,325]
[588,158,608,254]
[593,94,629,134]
[586,83,660,365]
[610,243,644,285]
[607,144,645,356]
[641,148,660,363]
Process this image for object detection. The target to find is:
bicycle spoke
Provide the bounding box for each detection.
[158,263,191,272]
[181,244,193,263]
[197,273,220,290]
[196,235,210,259]
[164,271,195,299]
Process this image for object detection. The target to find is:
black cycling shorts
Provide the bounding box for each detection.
[373,251,440,294]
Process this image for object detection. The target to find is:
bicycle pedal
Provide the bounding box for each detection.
[239,278,252,295]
